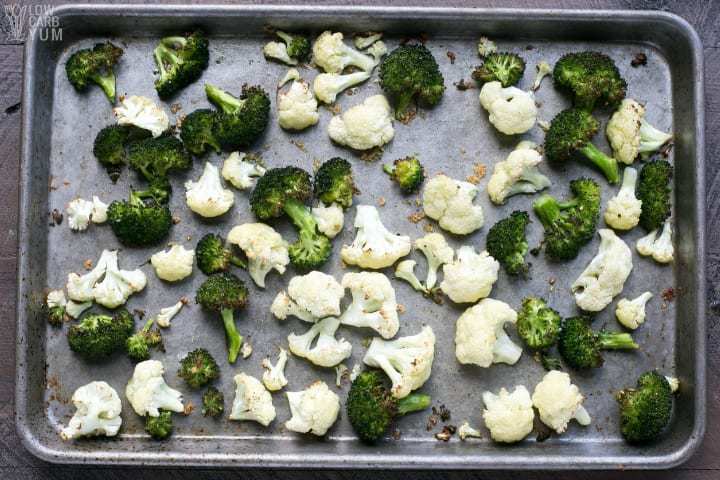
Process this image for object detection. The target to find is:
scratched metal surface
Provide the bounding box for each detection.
[15,5,705,469]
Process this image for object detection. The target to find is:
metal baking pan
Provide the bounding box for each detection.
[16,4,705,469]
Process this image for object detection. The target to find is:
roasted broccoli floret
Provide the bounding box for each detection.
[153,31,209,99]
[178,348,220,388]
[93,125,151,182]
[202,386,225,417]
[251,166,331,269]
[67,309,134,361]
[347,370,431,443]
[617,371,673,443]
[107,187,173,247]
[383,156,425,194]
[545,108,619,184]
[145,410,173,440]
[206,83,271,150]
[471,52,526,87]
[637,160,673,232]
[128,135,192,184]
[195,273,248,364]
[126,318,163,362]
[196,233,246,275]
[65,42,123,102]
[486,210,531,276]
[558,316,638,369]
[313,157,355,208]
[533,178,601,260]
[180,108,221,156]
[379,44,445,120]
[516,297,561,350]
[272,30,311,62]
[553,51,627,111]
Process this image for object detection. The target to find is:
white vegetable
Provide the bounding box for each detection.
[66,249,112,302]
[341,205,411,269]
[414,232,453,290]
[487,141,551,205]
[636,220,674,264]
[353,32,383,50]
[60,381,122,440]
[615,292,653,330]
[482,386,534,443]
[363,326,435,399]
[312,31,376,73]
[335,364,349,387]
[278,79,320,131]
[572,229,633,312]
[285,381,340,436]
[278,68,301,87]
[91,196,108,223]
[479,81,537,135]
[288,317,352,368]
[150,244,195,282]
[394,259,427,293]
[113,95,169,137]
[263,41,298,66]
[532,370,591,434]
[262,348,289,391]
[125,360,184,417]
[666,376,680,393]
[606,98,672,164]
[455,298,521,367]
[312,202,345,239]
[532,61,552,91]
[314,70,371,104]
[271,271,344,322]
[155,300,184,328]
[441,247,500,304]
[241,342,253,359]
[477,36,497,57]
[422,174,484,235]
[221,152,266,190]
[92,250,147,309]
[227,223,289,288]
[185,162,235,218]
[339,271,399,339]
[328,94,395,151]
[458,421,483,440]
[66,198,94,231]
[47,289,66,311]
[66,300,92,319]
[228,373,276,427]
[604,167,642,230]
[365,41,387,64]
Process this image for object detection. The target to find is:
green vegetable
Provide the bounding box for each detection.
[205,83,270,150]
[383,156,425,194]
[558,316,638,369]
[202,386,225,417]
[617,371,673,443]
[65,42,123,102]
[180,108,221,156]
[533,177,601,261]
[251,166,331,269]
[145,410,173,440]
[195,273,248,364]
[471,52,526,87]
[107,187,173,247]
[67,309,134,361]
[275,31,311,61]
[637,160,673,232]
[153,31,209,99]
[127,135,192,184]
[379,44,445,120]
[516,297,561,350]
[126,317,163,362]
[314,157,355,208]
[485,210,530,276]
[553,51,627,111]
[347,370,431,443]
[93,125,151,182]
[196,233,246,275]
[47,304,66,327]
[545,108,619,184]
[178,348,220,389]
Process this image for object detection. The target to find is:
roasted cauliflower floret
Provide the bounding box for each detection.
[91,249,147,309]
[185,161,235,218]
[532,370,591,434]
[150,244,194,282]
[288,317,352,368]
[422,174,484,235]
[312,202,345,239]
[606,98,673,164]
[487,141,551,205]
[227,223,289,288]
[482,386,534,443]
[636,219,674,264]
[285,381,340,436]
[604,167,642,231]
[312,31,376,74]
[455,298,522,367]
[270,271,344,322]
[441,247,500,304]
[278,79,320,131]
[479,81,537,135]
[262,348,289,392]
[221,152,266,190]
[228,372,276,427]
[60,381,123,440]
[125,360,184,417]
[414,232,454,291]
[113,95,169,137]
[339,271,399,339]
[341,205,411,269]
[328,95,395,151]
[615,291,653,330]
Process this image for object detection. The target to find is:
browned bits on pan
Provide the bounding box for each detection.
[83,259,93,270]
[50,209,63,226]
[631,53,648,67]
[407,211,425,223]
[435,425,456,441]
[466,164,486,184]
[454,78,475,91]
[377,196,386,207]
[446,51,456,64]
[290,139,306,152]
[184,401,195,416]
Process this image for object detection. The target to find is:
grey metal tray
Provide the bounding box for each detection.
[16,4,705,470]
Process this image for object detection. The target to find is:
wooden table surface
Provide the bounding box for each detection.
[1,0,718,478]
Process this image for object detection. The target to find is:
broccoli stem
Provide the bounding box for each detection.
[91,72,116,101]
[220,308,243,363]
[229,255,247,269]
[205,83,245,114]
[393,90,415,120]
[578,143,619,184]
[510,167,552,195]
[283,197,319,237]
[598,331,638,350]
[153,44,180,78]
[382,164,395,176]
[396,393,431,416]
[533,195,562,226]
[160,36,188,49]
[140,317,155,333]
